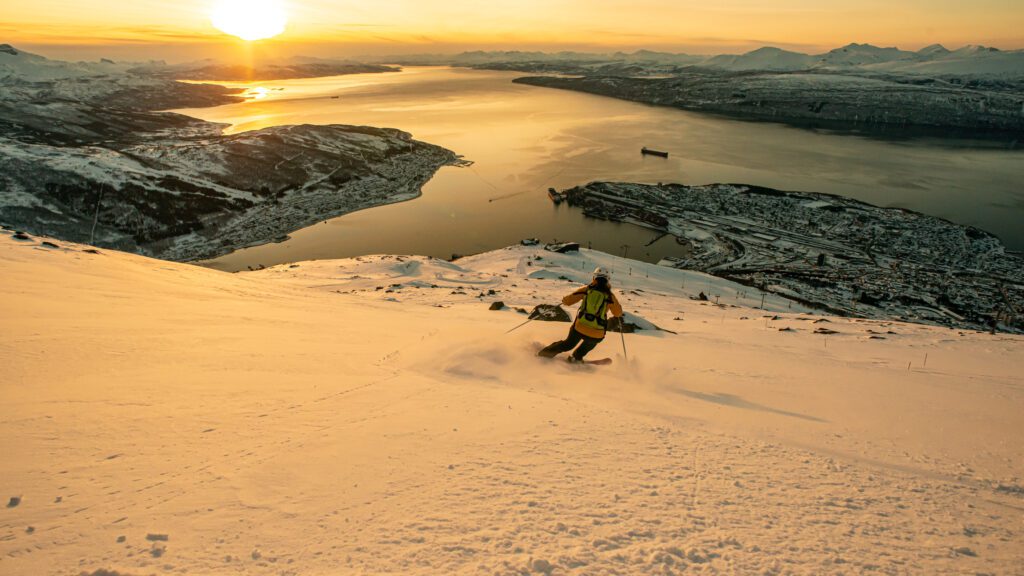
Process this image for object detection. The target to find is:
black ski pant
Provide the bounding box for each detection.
[538,324,603,360]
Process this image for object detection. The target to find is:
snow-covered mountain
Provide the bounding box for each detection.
[815,42,917,67]
[2,231,1022,575]
[441,42,1024,78]
[865,45,1024,76]
[696,42,1024,76]
[701,47,818,71]
[0,44,139,81]
[917,43,951,58]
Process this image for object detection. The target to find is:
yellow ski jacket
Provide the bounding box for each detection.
[562,282,624,339]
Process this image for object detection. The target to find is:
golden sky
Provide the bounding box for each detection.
[4,0,1023,61]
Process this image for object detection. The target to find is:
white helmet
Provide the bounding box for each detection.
[593,266,611,279]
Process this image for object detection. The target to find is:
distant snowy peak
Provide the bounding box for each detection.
[865,44,1024,76]
[703,47,816,71]
[950,44,1001,56]
[917,44,950,57]
[0,45,134,82]
[818,43,916,66]
[692,42,1024,76]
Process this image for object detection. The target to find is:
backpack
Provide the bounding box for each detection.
[577,288,609,332]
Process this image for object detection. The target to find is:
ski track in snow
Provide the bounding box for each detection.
[0,234,1021,575]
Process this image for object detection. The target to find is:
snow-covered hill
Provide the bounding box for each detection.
[697,42,1024,77]
[865,45,1024,76]
[2,231,1022,575]
[389,43,1024,78]
[0,43,137,81]
[815,43,918,67]
[701,47,817,71]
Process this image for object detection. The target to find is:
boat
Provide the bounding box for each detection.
[548,187,565,204]
[641,147,669,158]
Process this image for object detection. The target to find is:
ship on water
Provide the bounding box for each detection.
[642,147,669,158]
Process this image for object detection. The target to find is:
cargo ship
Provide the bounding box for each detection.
[641,147,669,158]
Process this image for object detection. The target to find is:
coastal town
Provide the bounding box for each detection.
[562,181,1023,331]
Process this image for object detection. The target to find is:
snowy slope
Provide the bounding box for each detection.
[2,232,1022,575]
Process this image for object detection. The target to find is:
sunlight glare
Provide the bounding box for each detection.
[211,0,288,41]
[247,87,270,100]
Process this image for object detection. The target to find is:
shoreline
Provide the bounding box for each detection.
[0,60,460,263]
[178,145,460,266]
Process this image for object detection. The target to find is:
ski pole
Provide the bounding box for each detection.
[619,318,629,364]
[505,317,534,334]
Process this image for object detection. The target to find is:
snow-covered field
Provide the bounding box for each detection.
[1,232,1022,575]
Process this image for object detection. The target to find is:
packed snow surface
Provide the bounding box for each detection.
[1,234,1022,575]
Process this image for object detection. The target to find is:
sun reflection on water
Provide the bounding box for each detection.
[246,87,270,100]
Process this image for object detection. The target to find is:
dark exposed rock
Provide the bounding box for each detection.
[489,301,506,310]
[12,233,31,241]
[529,304,571,322]
[545,242,580,253]
[995,483,1024,495]
[7,496,20,508]
[41,241,60,248]
[607,316,635,333]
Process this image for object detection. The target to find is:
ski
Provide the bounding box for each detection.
[532,342,612,365]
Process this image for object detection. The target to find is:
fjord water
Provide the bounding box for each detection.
[176,67,1024,271]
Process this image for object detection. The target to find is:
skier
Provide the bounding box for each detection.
[538,267,624,362]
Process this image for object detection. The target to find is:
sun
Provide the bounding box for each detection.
[211,0,288,41]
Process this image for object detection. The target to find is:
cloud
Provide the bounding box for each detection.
[2,21,222,43]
